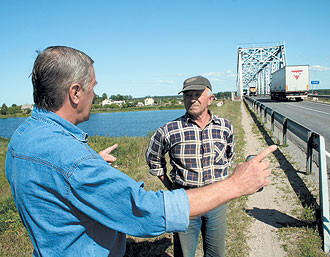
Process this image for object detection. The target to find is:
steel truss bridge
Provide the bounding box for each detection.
[236,42,287,98]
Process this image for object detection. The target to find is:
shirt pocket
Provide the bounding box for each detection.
[214,140,227,165]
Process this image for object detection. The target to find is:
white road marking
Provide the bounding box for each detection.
[282,103,330,116]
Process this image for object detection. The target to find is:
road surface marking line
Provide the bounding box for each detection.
[327,151,330,158]
[281,103,330,115]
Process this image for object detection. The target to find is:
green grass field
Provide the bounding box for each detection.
[0,100,325,256]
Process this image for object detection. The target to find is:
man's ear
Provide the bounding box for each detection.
[208,94,215,106]
[68,83,82,105]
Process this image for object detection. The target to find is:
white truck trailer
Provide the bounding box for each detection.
[270,65,309,101]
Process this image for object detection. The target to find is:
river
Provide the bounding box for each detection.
[0,109,186,138]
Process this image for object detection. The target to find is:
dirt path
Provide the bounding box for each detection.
[241,101,299,257]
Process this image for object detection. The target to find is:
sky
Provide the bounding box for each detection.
[0,0,329,106]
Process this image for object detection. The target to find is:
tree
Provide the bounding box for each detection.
[25,108,32,114]
[93,94,102,104]
[7,105,21,115]
[102,93,108,100]
[116,94,124,101]
[1,103,8,115]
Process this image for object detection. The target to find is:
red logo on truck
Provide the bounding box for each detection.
[292,70,303,80]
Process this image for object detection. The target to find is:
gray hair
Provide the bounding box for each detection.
[32,46,94,111]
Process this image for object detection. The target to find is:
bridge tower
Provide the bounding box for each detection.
[236,42,287,98]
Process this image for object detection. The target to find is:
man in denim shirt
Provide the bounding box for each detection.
[6,46,276,257]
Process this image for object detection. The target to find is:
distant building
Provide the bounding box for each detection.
[112,100,125,106]
[101,99,125,106]
[144,98,154,106]
[21,104,34,110]
[136,102,144,107]
[101,99,112,106]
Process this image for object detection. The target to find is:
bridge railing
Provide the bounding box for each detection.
[244,96,330,253]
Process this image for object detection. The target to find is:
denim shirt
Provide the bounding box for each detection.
[5,108,190,257]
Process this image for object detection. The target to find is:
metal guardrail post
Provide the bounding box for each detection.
[256,102,260,113]
[306,132,313,175]
[318,135,330,252]
[271,111,274,132]
[283,118,287,145]
[259,105,264,119]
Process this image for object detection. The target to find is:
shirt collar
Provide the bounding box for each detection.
[183,110,220,126]
[32,107,88,142]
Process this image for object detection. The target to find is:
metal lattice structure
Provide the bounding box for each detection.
[236,42,287,98]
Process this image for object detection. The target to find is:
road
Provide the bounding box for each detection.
[255,97,330,157]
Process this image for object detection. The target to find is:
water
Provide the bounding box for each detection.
[0,117,27,139]
[0,109,186,138]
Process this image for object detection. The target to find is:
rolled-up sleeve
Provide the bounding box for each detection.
[163,188,190,232]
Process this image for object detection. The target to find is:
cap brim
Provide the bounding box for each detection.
[178,85,207,94]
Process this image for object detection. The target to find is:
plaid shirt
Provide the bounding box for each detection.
[146,111,235,187]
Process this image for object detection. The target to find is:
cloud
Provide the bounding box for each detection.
[203,70,236,80]
[158,80,175,84]
[310,65,330,71]
[203,72,222,77]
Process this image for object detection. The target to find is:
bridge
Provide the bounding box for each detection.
[236,42,286,98]
[236,42,330,253]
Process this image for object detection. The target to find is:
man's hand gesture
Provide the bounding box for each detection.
[98,144,118,165]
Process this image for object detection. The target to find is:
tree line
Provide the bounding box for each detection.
[1,91,233,117]
[1,104,31,116]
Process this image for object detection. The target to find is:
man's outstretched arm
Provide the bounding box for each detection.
[187,145,277,218]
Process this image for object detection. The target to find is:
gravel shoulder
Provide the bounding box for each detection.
[241,101,307,257]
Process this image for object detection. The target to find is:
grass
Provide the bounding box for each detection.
[278,227,325,257]
[1,99,326,256]
[0,137,34,256]
[210,101,252,257]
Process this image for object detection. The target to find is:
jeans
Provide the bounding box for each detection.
[174,204,227,257]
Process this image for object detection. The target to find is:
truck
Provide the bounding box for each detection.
[249,86,257,96]
[270,65,309,101]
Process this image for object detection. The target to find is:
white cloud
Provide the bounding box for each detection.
[158,80,175,84]
[310,65,330,71]
[203,72,222,77]
[203,70,236,80]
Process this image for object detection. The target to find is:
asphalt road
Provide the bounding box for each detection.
[255,97,330,156]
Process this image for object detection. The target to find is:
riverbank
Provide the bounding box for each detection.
[0,105,185,119]
[90,105,185,115]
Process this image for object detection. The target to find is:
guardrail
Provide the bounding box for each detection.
[308,94,330,99]
[244,96,330,253]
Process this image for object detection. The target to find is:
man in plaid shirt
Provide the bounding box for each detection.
[146,76,235,257]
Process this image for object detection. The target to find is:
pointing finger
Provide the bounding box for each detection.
[101,144,118,155]
[252,145,277,163]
